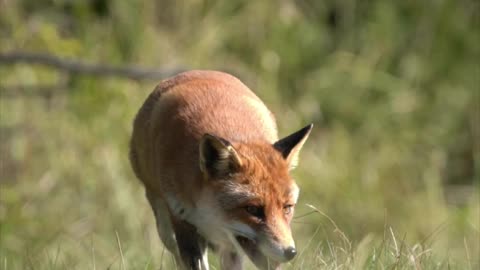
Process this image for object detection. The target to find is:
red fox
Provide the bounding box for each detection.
[129,70,312,270]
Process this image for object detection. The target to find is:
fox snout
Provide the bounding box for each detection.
[262,243,297,262]
[235,230,297,270]
[259,225,297,263]
[284,246,297,260]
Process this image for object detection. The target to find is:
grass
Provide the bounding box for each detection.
[1,0,479,269]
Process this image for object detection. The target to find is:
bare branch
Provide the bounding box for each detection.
[0,84,66,98]
[0,51,185,81]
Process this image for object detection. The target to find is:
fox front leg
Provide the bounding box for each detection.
[172,218,209,270]
[220,249,243,270]
[145,191,178,254]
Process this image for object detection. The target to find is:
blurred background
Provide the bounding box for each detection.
[0,0,478,269]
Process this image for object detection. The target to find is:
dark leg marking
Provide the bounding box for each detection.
[172,218,208,270]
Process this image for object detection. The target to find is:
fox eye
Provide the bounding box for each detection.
[283,204,294,215]
[245,205,264,218]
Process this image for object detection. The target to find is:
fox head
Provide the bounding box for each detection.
[199,124,313,268]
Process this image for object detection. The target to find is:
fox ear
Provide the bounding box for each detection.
[199,134,242,178]
[274,124,313,170]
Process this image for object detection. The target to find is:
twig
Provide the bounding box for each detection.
[91,238,96,270]
[464,237,472,270]
[159,246,165,270]
[115,230,126,270]
[0,51,185,81]
[293,210,318,219]
[389,227,400,259]
[0,84,67,98]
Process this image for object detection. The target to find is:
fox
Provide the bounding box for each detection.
[129,70,312,270]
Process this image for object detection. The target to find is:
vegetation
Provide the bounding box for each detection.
[1,0,478,269]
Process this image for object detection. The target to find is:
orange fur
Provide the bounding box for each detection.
[129,70,311,270]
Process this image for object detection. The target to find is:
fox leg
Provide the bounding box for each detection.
[171,218,209,270]
[146,191,209,269]
[220,249,243,270]
[145,191,180,259]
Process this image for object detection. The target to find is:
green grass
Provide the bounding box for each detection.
[1,1,479,269]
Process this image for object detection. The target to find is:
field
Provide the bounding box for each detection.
[0,1,479,269]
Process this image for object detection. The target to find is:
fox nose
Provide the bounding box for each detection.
[284,246,297,260]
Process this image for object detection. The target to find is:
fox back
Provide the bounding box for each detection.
[130,70,312,270]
